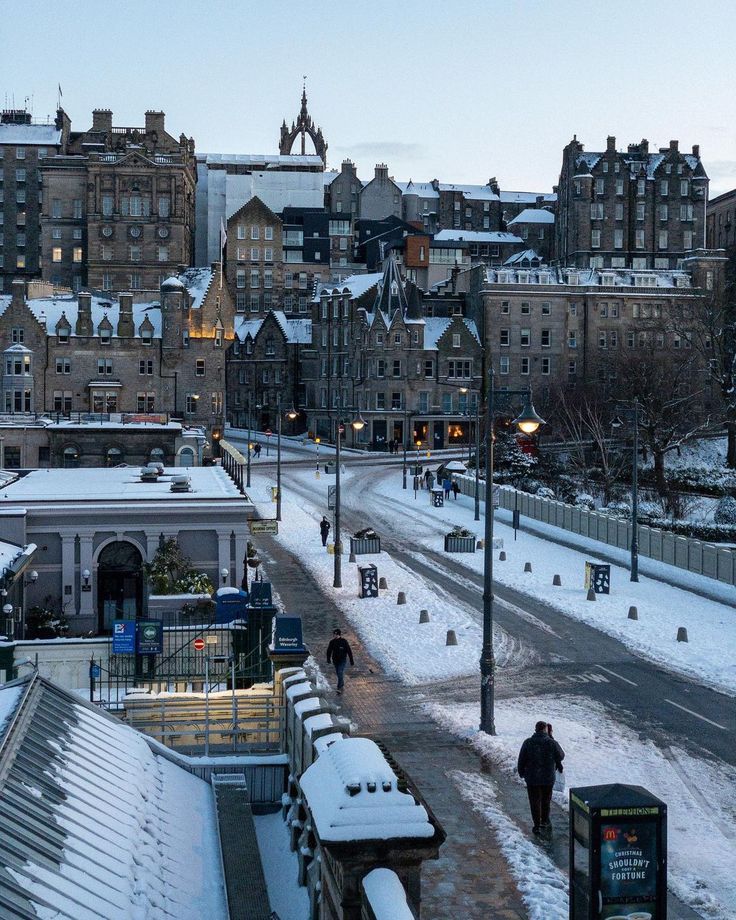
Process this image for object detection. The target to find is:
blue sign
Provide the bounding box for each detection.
[215,588,249,624]
[112,619,136,654]
[89,663,101,679]
[272,615,306,653]
[136,620,163,655]
[250,581,273,608]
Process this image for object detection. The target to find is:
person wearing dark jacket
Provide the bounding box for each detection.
[517,720,565,836]
[326,628,354,694]
[319,517,331,547]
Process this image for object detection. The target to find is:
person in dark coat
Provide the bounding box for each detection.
[443,478,452,498]
[326,628,354,694]
[253,443,261,458]
[517,720,565,836]
[451,480,460,500]
[319,516,331,547]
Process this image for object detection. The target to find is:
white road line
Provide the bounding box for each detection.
[595,665,638,687]
[664,699,727,730]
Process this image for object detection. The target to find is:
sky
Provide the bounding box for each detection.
[2,0,735,195]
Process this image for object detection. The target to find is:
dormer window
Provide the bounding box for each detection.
[99,328,112,345]
[141,327,153,346]
[214,328,223,348]
[58,327,70,343]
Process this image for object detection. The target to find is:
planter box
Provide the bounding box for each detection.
[350,536,381,556]
[444,534,476,553]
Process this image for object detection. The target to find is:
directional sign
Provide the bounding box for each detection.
[193,637,205,651]
[327,484,336,510]
[89,663,101,679]
[250,519,278,535]
[112,620,136,654]
[136,620,163,655]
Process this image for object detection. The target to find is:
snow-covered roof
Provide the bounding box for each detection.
[236,317,264,341]
[200,152,323,168]
[575,149,703,181]
[484,265,693,289]
[0,123,62,146]
[177,268,214,309]
[271,311,313,344]
[299,737,435,843]
[437,182,499,201]
[422,316,480,349]
[314,272,383,302]
[396,180,439,198]
[0,466,242,504]
[507,208,555,225]
[0,539,27,576]
[0,292,163,339]
[500,190,557,203]
[504,249,544,265]
[434,229,523,245]
[0,675,227,919]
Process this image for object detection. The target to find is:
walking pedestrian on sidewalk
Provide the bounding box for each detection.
[253,443,261,458]
[319,516,331,547]
[451,480,459,500]
[443,478,451,499]
[517,720,565,837]
[424,469,431,489]
[326,628,354,694]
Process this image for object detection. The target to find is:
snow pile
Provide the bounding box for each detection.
[362,868,415,920]
[254,811,309,920]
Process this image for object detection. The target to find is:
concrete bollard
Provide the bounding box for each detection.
[446,629,458,646]
[524,561,532,573]
[419,609,430,624]
[628,606,638,620]
[397,591,406,605]
[586,587,597,601]
[677,626,688,643]
[348,551,356,564]
[499,551,506,561]
[553,574,562,586]
[378,577,387,590]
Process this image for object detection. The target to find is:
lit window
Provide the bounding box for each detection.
[52,247,62,262]
[73,247,83,263]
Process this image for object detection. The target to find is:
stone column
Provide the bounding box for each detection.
[61,535,76,616]
[218,534,231,585]
[78,534,95,627]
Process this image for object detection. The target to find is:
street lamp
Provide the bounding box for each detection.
[315,437,321,478]
[402,406,410,490]
[276,395,283,523]
[221,567,229,585]
[333,409,366,589]
[460,387,481,522]
[611,401,640,582]
[414,440,422,499]
[481,374,544,735]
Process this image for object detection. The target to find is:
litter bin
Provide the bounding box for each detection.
[358,563,378,598]
[585,562,611,594]
[324,461,336,475]
[431,488,444,508]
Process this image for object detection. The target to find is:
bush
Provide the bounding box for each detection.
[573,492,596,510]
[25,597,69,639]
[144,539,214,596]
[536,486,556,500]
[714,495,736,525]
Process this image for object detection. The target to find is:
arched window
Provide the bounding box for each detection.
[150,447,165,464]
[63,445,80,468]
[105,446,123,467]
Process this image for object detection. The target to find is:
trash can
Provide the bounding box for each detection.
[324,461,336,475]
[584,562,611,594]
[358,563,378,598]
[431,488,444,508]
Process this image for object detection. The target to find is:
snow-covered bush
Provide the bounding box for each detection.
[536,486,556,500]
[714,495,736,525]
[573,492,595,510]
[602,500,630,517]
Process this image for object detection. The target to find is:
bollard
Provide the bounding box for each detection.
[477,539,484,550]
[676,626,688,643]
[628,606,638,620]
[378,577,387,590]
[348,551,356,564]
[397,591,406,605]
[586,587,596,601]
[499,551,506,561]
[553,574,562,586]
[445,629,458,646]
[524,561,532,573]
[419,609,430,624]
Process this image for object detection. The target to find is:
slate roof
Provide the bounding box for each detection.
[507,208,555,225]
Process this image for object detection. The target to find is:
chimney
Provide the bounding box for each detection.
[375,163,389,181]
[692,144,700,158]
[488,176,500,195]
[669,139,679,152]
[76,292,93,336]
[607,135,616,153]
[92,109,113,134]
[11,279,26,307]
[640,138,649,156]
[341,159,356,175]
[117,292,134,337]
[145,110,165,137]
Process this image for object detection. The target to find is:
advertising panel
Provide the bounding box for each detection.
[600,820,658,919]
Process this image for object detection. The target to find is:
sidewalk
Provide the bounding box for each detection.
[256,532,527,920]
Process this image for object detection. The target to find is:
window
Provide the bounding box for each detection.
[251,226,260,240]
[52,246,62,262]
[635,229,645,249]
[195,358,206,376]
[99,326,112,345]
[15,168,26,183]
[520,328,530,347]
[212,391,223,414]
[680,180,689,197]
[391,392,402,410]
[424,360,434,378]
[658,230,668,250]
[264,269,273,289]
[139,359,154,375]
[680,203,694,221]
[73,246,83,263]
[73,198,83,219]
[599,331,607,349]
[130,273,142,290]
[377,359,385,378]
[591,229,601,249]
[236,269,246,289]
[102,195,113,217]
[448,360,471,379]
[520,356,530,375]
[541,329,550,347]
[615,202,623,221]
[56,357,71,374]
[500,328,510,346]
[265,225,274,241]
[129,245,142,262]
[501,301,510,314]
[51,198,62,218]
[442,393,452,414]
[186,394,199,414]
[614,228,623,249]
[102,272,112,291]
[250,270,260,288]
[590,203,604,220]
[16,147,25,159]
[499,355,509,375]
[452,333,461,348]
[541,302,551,315]
[158,195,170,217]
[660,180,669,196]
[158,246,168,262]
[541,357,550,375]
[392,359,401,378]
[595,178,605,195]
[568,330,577,348]
[568,360,577,378]
[684,230,694,250]
[250,293,260,311]
[520,301,530,315]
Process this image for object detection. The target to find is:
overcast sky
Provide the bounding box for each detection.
[3,0,735,195]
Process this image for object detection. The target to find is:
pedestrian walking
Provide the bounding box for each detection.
[517,720,564,837]
[319,516,331,547]
[547,723,565,792]
[326,628,354,694]
[423,469,431,489]
[427,471,435,490]
[253,443,261,458]
[451,480,459,500]
[443,478,451,499]
[393,438,400,455]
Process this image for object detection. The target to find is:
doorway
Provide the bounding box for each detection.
[97,541,143,634]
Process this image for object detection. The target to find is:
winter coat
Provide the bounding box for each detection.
[319,520,331,537]
[517,730,564,786]
[327,637,354,666]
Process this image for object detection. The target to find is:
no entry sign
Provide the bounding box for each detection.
[193,637,205,651]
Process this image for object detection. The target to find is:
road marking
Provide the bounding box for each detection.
[566,671,610,684]
[664,699,727,730]
[595,665,638,687]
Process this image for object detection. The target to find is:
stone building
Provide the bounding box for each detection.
[555,135,708,269]
[40,109,196,293]
[325,159,362,218]
[359,165,402,221]
[506,208,555,262]
[0,266,232,437]
[436,180,503,233]
[0,108,70,293]
[706,188,736,251]
[398,180,440,233]
[226,197,284,317]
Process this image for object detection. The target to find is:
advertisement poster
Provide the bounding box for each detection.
[112,620,136,654]
[600,821,658,919]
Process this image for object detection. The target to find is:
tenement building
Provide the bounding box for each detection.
[40,109,196,293]
[0,108,71,293]
[0,266,232,436]
[706,188,736,251]
[555,136,708,269]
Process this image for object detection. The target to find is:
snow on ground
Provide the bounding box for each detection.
[430,696,736,920]
[254,810,309,920]
[372,472,736,696]
[449,769,568,920]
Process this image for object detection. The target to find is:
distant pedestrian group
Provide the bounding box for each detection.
[388,438,401,455]
[517,720,565,838]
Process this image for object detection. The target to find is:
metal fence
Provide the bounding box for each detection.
[454,474,736,588]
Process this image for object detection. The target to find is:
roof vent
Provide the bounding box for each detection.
[170,473,191,493]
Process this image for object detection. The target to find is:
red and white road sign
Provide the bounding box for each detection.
[265,428,273,437]
[193,637,205,651]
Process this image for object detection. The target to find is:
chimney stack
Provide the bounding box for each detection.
[117,292,134,337]
[607,135,616,153]
[11,279,25,307]
[145,110,165,137]
[76,292,93,336]
[669,139,679,151]
[375,163,389,181]
[692,144,700,158]
[92,109,113,134]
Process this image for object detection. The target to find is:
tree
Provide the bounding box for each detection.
[493,425,537,483]
[144,539,214,595]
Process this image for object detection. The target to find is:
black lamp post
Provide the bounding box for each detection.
[611,401,640,582]
[480,372,545,736]
[333,409,366,589]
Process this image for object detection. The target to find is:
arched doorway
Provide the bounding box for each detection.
[178,446,194,467]
[97,541,143,633]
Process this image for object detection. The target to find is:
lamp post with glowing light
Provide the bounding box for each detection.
[333,409,366,589]
[413,440,422,499]
[480,375,545,736]
[459,386,482,522]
